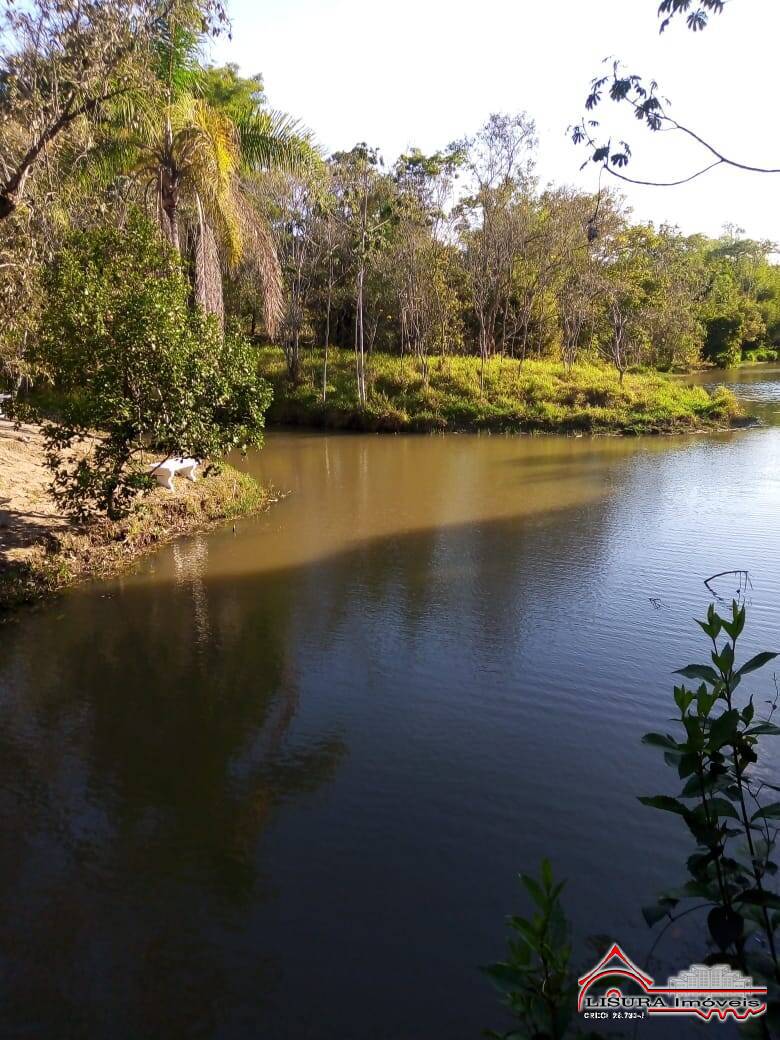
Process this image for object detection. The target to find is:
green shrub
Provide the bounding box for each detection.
[27,213,272,519]
[704,315,743,368]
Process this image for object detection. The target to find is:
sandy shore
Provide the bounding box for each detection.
[0,418,70,567]
[0,419,269,612]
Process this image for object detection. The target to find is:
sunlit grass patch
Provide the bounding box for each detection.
[259,347,743,436]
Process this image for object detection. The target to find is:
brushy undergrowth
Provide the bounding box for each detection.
[0,465,267,614]
[259,347,744,435]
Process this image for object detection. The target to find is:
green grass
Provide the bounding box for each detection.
[259,347,744,436]
[0,465,268,614]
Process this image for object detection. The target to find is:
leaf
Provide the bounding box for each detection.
[709,709,740,750]
[736,889,780,911]
[706,797,741,820]
[642,732,680,751]
[540,857,553,891]
[750,803,780,822]
[680,772,729,798]
[737,652,778,678]
[746,723,780,736]
[675,664,719,684]
[520,873,546,909]
[677,753,699,779]
[674,686,694,714]
[708,907,743,951]
[509,916,540,953]
[482,962,524,995]
[638,795,689,815]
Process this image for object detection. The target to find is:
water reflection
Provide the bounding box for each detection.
[1,423,780,1037]
[0,573,346,1037]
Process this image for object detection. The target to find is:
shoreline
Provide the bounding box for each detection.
[0,419,270,616]
[265,413,758,438]
[0,391,759,616]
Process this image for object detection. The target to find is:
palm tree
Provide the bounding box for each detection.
[96,27,315,333]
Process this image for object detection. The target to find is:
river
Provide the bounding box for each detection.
[1,366,779,1038]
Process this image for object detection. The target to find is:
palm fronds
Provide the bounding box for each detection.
[236,110,317,176]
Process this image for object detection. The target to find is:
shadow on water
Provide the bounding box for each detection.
[1,428,780,1037]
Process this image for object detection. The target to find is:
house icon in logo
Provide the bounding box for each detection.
[577,944,655,1010]
[577,942,768,1022]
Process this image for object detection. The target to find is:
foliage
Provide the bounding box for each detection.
[641,603,780,1031]
[2,6,779,421]
[25,214,271,519]
[570,0,780,189]
[0,0,228,221]
[86,31,315,331]
[249,117,780,393]
[484,860,578,1040]
[258,346,741,434]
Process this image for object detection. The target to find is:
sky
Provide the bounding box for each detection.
[211,0,780,244]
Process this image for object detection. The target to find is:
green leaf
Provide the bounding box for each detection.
[737,652,778,678]
[735,889,780,911]
[675,664,719,684]
[746,723,780,736]
[540,857,553,891]
[709,709,740,750]
[680,772,729,798]
[750,802,780,822]
[708,906,743,951]
[677,753,699,779]
[482,962,524,994]
[707,797,740,820]
[520,873,546,909]
[674,686,694,714]
[642,732,680,751]
[638,795,689,815]
[712,643,734,674]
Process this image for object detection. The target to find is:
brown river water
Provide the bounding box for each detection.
[1,365,780,1038]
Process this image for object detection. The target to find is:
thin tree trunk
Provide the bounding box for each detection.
[322,277,332,403]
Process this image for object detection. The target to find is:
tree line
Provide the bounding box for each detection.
[262,121,780,394]
[1,0,778,512]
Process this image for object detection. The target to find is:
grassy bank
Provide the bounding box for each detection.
[0,464,268,614]
[259,348,743,435]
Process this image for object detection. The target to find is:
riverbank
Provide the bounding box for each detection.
[258,348,743,434]
[0,419,269,613]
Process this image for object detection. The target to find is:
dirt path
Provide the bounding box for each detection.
[0,419,71,565]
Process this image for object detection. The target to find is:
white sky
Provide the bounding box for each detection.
[212,0,780,244]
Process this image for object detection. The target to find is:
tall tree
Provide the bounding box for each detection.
[0,0,227,221]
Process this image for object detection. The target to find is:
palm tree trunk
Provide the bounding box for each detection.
[159,165,180,254]
[193,193,225,327]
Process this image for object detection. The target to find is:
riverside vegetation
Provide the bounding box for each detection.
[1,0,774,566]
[487,603,780,1039]
[259,347,741,434]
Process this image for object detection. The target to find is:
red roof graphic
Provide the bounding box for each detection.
[577,944,655,1009]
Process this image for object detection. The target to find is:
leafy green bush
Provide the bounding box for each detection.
[28,213,271,519]
[484,860,580,1040]
[704,315,743,368]
[641,602,780,1030]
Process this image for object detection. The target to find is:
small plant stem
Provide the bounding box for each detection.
[716,636,780,979]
